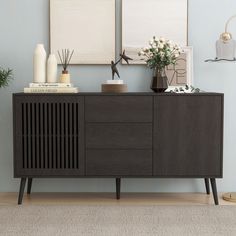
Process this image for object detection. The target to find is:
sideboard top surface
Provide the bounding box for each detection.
[13,92,224,96]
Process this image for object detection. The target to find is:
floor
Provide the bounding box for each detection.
[0,192,235,206]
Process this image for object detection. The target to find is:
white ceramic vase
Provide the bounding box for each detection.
[47,54,58,83]
[33,44,46,83]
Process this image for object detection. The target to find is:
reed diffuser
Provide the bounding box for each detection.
[57,49,74,83]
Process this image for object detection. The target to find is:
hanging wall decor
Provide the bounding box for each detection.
[50,0,115,64]
[122,0,188,64]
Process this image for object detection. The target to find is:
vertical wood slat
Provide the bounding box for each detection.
[52,103,57,169]
[57,103,61,168]
[60,103,63,169]
[45,103,48,169]
[73,103,77,169]
[48,103,52,169]
[21,103,24,168]
[27,103,32,169]
[69,103,73,168]
[68,103,72,168]
[20,99,80,171]
[36,103,40,168]
[22,104,27,169]
[65,103,68,169]
[50,103,53,169]
[26,103,29,169]
[67,104,70,168]
[34,103,38,168]
[40,103,44,169]
[61,103,65,169]
[31,103,36,169]
[76,103,79,169]
[51,103,55,169]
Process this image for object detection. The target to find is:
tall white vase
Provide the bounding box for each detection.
[33,44,46,83]
[47,54,58,83]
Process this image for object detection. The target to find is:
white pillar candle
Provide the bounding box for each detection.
[33,44,46,83]
[47,54,58,83]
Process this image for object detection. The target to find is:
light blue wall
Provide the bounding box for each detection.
[1,0,236,193]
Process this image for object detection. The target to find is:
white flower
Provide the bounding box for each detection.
[169,46,174,51]
[149,39,154,46]
[138,37,181,68]
[174,44,180,50]
[138,50,145,56]
[158,43,164,49]
[159,37,166,43]
[149,52,154,57]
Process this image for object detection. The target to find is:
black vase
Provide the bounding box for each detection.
[151,67,168,93]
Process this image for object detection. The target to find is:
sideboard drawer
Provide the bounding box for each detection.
[85,96,152,122]
[86,123,152,149]
[86,149,152,176]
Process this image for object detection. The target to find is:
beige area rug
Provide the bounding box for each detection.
[0,205,236,236]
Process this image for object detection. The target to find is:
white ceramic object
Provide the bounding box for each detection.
[47,54,58,83]
[106,80,123,84]
[60,73,71,83]
[33,44,47,83]
[216,39,236,60]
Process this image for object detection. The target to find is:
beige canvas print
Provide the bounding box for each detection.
[122,0,188,64]
[50,0,115,64]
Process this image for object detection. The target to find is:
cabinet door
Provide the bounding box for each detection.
[153,95,223,177]
[13,95,84,177]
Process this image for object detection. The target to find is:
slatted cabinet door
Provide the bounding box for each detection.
[13,95,84,177]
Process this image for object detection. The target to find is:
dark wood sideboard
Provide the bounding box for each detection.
[13,93,224,205]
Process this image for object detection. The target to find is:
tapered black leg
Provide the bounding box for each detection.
[116,178,121,200]
[18,178,26,205]
[27,178,33,195]
[210,178,219,205]
[204,178,210,195]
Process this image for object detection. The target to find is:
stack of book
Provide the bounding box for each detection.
[24,83,79,93]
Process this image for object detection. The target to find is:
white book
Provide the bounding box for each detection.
[24,87,79,93]
[29,83,73,88]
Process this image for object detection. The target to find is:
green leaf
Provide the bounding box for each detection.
[0,68,13,88]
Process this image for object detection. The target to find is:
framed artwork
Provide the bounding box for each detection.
[50,0,116,64]
[166,47,193,87]
[122,0,188,64]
